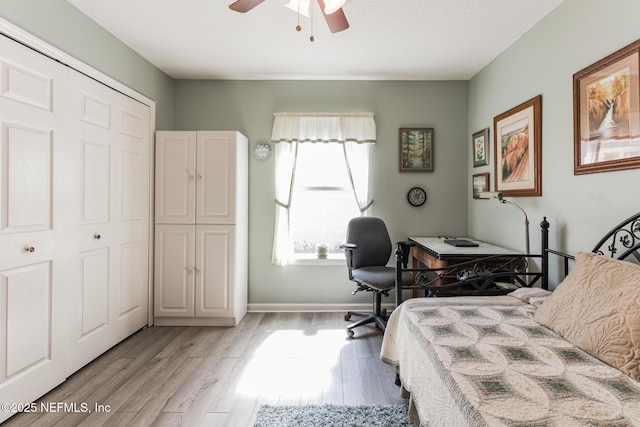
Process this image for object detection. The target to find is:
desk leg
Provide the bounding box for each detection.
[411,248,418,298]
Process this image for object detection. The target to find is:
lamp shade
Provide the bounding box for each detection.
[285,0,311,17]
[323,0,346,14]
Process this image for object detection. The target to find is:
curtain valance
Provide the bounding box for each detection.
[271,112,376,144]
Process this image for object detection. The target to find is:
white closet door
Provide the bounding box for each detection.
[196,132,237,224]
[155,131,196,224]
[68,71,150,373]
[0,34,68,422]
[68,72,115,373]
[110,89,150,343]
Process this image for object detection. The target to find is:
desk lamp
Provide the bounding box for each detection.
[477,191,530,255]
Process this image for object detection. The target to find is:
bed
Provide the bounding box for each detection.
[381,213,640,426]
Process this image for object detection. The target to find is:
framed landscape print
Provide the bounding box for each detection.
[573,38,640,175]
[472,128,490,167]
[472,173,489,199]
[399,128,434,172]
[493,95,542,197]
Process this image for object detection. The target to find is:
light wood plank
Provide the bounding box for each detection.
[3,312,406,426]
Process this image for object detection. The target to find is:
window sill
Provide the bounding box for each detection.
[287,255,346,266]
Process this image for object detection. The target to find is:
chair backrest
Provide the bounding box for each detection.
[345,217,392,269]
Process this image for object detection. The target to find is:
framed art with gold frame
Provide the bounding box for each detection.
[574,39,640,175]
[493,95,542,197]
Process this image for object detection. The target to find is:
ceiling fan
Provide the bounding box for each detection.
[229,0,349,34]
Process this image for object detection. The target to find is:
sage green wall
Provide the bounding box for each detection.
[0,0,175,129]
[174,80,469,304]
[468,0,640,286]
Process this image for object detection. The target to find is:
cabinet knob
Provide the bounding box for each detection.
[94,233,101,240]
[197,174,203,179]
[24,246,35,253]
[188,174,195,180]
[195,268,201,274]
[185,267,193,274]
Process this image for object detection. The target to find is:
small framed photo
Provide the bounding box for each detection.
[472,173,490,199]
[399,128,434,172]
[493,95,542,197]
[472,128,490,167]
[574,38,640,174]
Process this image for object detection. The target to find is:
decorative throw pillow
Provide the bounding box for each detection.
[534,252,640,381]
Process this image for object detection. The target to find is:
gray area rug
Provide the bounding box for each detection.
[253,404,413,427]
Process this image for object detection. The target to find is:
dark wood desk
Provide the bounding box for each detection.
[408,237,519,270]
[407,237,521,294]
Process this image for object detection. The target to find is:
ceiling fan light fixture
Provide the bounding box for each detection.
[285,0,311,18]
[323,0,346,14]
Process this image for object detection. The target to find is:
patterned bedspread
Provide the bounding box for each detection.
[380,289,640,426]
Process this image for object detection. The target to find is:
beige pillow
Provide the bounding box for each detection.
[534,252,640,380]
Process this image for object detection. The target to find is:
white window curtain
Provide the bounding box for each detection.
[271,112,376,265]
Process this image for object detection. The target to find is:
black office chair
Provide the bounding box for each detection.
[340,217,414,338]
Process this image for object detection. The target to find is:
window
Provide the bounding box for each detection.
[289,143,361,259]
[271,113,375,265]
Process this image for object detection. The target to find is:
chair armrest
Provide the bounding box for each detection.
[340,243,356,280]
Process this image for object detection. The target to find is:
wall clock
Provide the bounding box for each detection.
[407,187,427,207]
[253,143,271,160]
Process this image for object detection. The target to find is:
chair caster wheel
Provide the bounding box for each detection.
[344,313,351,321]
[347,329,354,338]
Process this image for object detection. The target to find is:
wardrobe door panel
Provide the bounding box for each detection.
[155,131,196,224]
[154,224,195,317]
[195,224,233,317]
[196,132,236,224]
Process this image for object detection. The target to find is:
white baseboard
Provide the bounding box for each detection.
[247,302,396,313]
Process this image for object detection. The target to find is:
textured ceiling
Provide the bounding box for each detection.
[65,0,564,80]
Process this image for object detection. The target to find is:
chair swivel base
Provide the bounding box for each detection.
[344,310,388,338]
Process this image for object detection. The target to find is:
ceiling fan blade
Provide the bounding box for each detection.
[317,0,349,33]
[229,0,267,13]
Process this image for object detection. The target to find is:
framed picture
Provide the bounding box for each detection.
[399,128,434,172]
[472,128,490,167]
[472,173,490,199]
[573,39,640,175]
[493,95,542,197]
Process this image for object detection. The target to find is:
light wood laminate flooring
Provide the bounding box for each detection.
[3,312,406,427]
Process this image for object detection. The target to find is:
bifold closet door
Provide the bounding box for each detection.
[0,34,70,420]
[68,71,150,374]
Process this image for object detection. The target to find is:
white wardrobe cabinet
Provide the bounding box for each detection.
[155,131,240,225]
[154,131,247,326]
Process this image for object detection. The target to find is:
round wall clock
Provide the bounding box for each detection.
[253,143,271,160]
[407,187,427,207]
